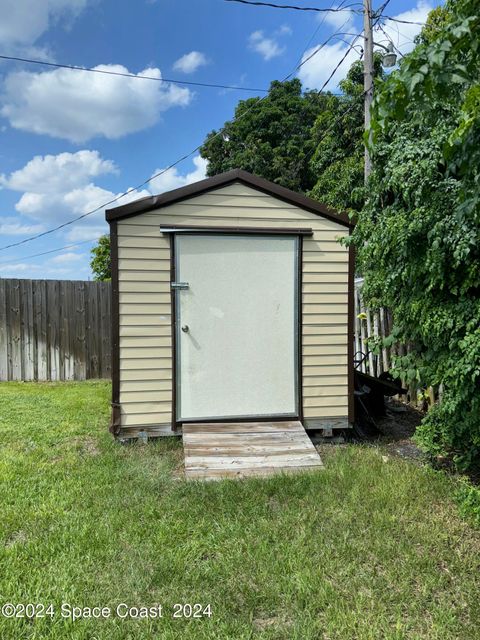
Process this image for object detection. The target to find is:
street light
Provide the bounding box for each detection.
[374,41,397,68]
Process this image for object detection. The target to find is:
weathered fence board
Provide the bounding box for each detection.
[0,279,111,381]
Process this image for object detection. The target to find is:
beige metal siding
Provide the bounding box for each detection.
[116,182,349,431]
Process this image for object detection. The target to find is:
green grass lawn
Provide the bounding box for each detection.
[0,381,479,639]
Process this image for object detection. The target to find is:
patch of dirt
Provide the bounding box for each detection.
[5,530,28,547]
[253,614,292,631]
[376,399,424,441]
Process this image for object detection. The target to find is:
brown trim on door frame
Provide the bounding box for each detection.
[172,231,304,428]
[159,225,313,236]
[106,168,353,229]
[298,235,304,424]
[347,240,355,425]
[170,234,178,432]
[109,220,121,435]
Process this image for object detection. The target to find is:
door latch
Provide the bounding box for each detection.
[171,282,189,290]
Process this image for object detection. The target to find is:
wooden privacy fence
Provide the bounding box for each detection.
[0,279,111,381]
[354,278,440,408]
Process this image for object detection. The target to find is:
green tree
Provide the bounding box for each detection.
[308,56,384,211]
[200,79,331,193]
[90,234,111,281]
[351,0,480,470]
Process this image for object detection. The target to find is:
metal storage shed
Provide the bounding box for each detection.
[106,169,354,445]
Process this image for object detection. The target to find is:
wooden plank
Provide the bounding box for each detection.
[186,455,321,470]
[74,281,87,380]
[21,280,35,380]
[0,279,8,380]
[187,465,322,480]
[8,280,22,380]
[183,422,304,434]
[101,281,111,378]
[182,421,323,480]
[47,280,60,380]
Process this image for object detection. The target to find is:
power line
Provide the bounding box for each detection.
[0,54,267,93]
[0,23,363,255]
[1,91,365,268]
[224,0,362,12]
[382,15,425,26]
[0,239,95,267]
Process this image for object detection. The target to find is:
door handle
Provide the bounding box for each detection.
[181,325,189,333]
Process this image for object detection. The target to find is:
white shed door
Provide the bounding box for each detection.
[175,234,298,421]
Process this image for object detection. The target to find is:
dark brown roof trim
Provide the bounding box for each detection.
[105,168,353,228]
[159,224,314,236]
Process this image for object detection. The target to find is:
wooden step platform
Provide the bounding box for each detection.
[182,421,323,480]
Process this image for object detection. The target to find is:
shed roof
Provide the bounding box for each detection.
[105,168,353,228]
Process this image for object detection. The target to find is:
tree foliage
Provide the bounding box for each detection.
[308,56,384,211]
[352,0,480,470]
[90,234,111,281]
[200,79,328,193]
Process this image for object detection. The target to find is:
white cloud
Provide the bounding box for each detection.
[0,0,88,57]
[50,251,85,263]
[248,30,285,61]
[298,39,360,90]
[1,65,192,143]
[0,217,45,236]
[379,1,433,56]
[1,152,208,254]
[322,7,356,31]
[1,150,117,194]
[149,155,208,193]
[173,51,208,74]
[299,1,433,89]
[276,25,292,36]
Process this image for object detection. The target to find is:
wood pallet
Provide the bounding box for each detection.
[182,421,323,480]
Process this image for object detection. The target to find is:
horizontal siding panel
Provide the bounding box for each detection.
[303,354,348,366]
[118,258,169,271]
[303,406,348,418]
[120,335,171,348]
[120,346,170,359]
[303,252,349,263]
[120,314,171,326]
[303,261,348,273]
[303,303,348,315]
[121,413,172,427]
[120,325,171,337]
[302,272,348,283]
[121,401,171,414]
[303,292,349,304]
[303,385,348,398]
[118,236,169,249]
[120,379,172,392]
[303,334,347,346]
[303,240,347,252]
[304,395,348,408]
[119,303,171,315]
[119,291,171,305]
[119,247,170,261]
[121,390,172,403]
[119,269,171,282]
[119,280,170,293]
[120,358,172,370]
[303,374,348,385]
[302,324,348,335]
[303,282,347,293]
[124,217,348,233]
[141,208,346,229]
[121,368,172,381]
[303,315,347,325]
[303,344,348,356]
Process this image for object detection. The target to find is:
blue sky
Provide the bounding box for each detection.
[0,0,441,279]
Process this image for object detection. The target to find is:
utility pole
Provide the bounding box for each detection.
[363,0,374,182]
